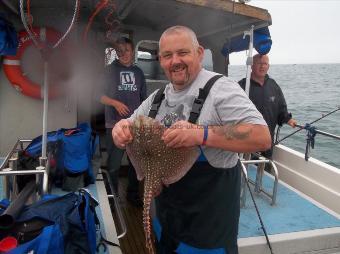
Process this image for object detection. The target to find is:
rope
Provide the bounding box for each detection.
[83,0,109,43]
[104,0,120,40]
[27,0,34,31]
[20,0,40,48]
[82,0,120,43]
[19,0,80,51]
[53,0,80,49]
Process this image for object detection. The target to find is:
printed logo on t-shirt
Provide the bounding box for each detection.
[161,104,186,127]
[158,95,195,125]
[269,96,275,102]
[118,71,137,91]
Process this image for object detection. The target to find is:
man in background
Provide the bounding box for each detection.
[239,54,297,159]
[100,37,147,207]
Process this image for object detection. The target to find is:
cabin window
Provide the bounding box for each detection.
[203,49,213,71]
[138,51,152,60]
[135,41,166,80]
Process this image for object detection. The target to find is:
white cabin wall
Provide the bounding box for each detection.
[0,8,84,156]
[0,69,77,156]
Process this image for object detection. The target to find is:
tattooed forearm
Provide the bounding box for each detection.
[212,123,252,141]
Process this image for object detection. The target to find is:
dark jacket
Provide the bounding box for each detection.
[239,75,291,140]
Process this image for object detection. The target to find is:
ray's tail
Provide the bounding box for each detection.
[143,176,155,254]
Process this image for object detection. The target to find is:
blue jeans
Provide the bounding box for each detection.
[106,128,139,196]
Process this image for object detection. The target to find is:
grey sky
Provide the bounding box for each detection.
[229,0,340,65]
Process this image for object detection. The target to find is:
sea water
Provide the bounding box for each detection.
[229,63,340,168]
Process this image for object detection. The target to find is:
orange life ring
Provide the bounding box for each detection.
[3,27,62,99]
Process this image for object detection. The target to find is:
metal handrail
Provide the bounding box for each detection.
[0,139,49,199]
[101,169,127,239]
[0,170,45,176]
[0,140,31,170]
[240,153,279,206]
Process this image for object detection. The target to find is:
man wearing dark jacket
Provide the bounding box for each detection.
[239,54,296,158]
[100,37,147,206]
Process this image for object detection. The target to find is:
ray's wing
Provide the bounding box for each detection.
[161,147,200,185]
[126,140,146,181]
[126,116,164,181]
[127,115,200,185]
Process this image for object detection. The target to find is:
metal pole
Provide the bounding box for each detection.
[315,129,340,140]
[239,26,254,161]
[41,61,49,161]
[244,25,254,96]
[296,124,340,141]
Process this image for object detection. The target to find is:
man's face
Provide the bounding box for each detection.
[117,43,134,67]
[252,56,269,79]
[159,32,203,89]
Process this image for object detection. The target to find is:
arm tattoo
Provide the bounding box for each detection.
[212,123,252,141]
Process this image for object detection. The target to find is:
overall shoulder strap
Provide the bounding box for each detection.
[188,75,223,124]
[148,86,166,118]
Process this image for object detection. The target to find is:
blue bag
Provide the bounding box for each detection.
[0,190,113,254]
[25,131,61,158]
[7,224,64,254]
[24,123,97,191]
[0,17,18,56]
[58,123,96,191]
[60,123,94,177]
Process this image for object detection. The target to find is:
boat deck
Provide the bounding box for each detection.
[112,174,150,254]
[111,165,340,254]
[240,166,340,238]
[1,157,340,254]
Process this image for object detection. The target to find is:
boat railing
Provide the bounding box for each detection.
[101,169,127,239]
[0,139,49,201]
[240,153,279,207]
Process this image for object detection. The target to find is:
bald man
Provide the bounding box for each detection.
[113,26,271,254]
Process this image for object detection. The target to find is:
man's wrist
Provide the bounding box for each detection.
[111,99,117,107]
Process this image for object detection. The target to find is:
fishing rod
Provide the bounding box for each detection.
[274,106,340,145]
[242,171,274,254]
[294,123,340,161]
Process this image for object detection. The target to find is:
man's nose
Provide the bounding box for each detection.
[171,53,181,64]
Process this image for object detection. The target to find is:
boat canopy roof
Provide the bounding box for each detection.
[221,27,272,56]
[0,0,272,56]
[115,0,272,52]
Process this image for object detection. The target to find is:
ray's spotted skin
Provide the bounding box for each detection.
[126,116,199,254]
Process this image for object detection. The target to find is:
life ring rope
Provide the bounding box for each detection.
[19,0,79,50]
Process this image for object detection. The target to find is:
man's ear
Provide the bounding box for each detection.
[197,45,204,62]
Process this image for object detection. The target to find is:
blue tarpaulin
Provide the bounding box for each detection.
[0,16,18,56]
[221,27,272,56]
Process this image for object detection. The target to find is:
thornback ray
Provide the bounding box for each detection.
[126,115,200,254]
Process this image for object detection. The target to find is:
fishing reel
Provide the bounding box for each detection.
[302,123,317,161]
